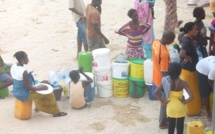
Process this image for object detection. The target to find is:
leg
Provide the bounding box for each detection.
[77,39,82,59]
[202,96,212,121]
[77,21,88,51]
[176,117,185,134]
[0,73,12,90]
[168,117,176,134]
[76,19,84,58]
[159,92,168,129]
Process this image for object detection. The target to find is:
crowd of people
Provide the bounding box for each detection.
[1,0,215,133]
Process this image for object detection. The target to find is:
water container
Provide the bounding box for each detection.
[58,67,71,84]
[170,49,180,63]
[187,121,204,134]
[94,66,112,82]
[144,59,153,85]
[112,60,130,79]
[92,48,111,68]
[129,77,145,98]
[48,70,59,88]
[130,59,144,79]
[14,99,32,120]
[115,53,127,63]
[113,78,129,98]
[78,51,92,72]
[97,81,113,97]
[196,46,203,61]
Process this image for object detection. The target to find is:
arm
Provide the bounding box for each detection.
[80,72,93,84]
[96,6,102,14]
[161,72,168,77]
[23,71,47,91]
[94,24,109,44]
[69,8,85,22]
[154,83,169,105]
[182,81,193,104]
[179,50,192,64]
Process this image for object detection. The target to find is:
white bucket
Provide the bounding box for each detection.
[97,81,113,97]
[92,48,111,68]
[144,59,153,85]
[112,60,130,79]
[94,66,111,82]
[80,72,95,87]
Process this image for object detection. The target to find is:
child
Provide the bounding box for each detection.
[154,62,193,134]
[69,67,93,109]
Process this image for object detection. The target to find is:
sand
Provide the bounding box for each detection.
[0,0,213,133]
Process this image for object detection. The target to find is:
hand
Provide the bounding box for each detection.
[178,98,186,105]
[104,37,109,44]
[37,85,48,91]
[78,66,84,73]
[81,16,86,22]
[162,100,170,105]
[184,56,192,64]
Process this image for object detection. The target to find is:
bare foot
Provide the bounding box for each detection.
[53,112,67,117]
[159,123,168,129]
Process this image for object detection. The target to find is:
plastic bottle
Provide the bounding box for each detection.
[196,46,203,61]
[58,67,71,84]
[170,48,180,63]
[116,53,126,63]
[48,70,59,88]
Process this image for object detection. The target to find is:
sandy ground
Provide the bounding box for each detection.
[0,0,214,133]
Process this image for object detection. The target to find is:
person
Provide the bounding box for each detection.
[11,51,67,117]
[0,55,12,93]
[209,14,215,55]
[210,0,215,14]
[163,0,183,33]
[179,22,201,116]
[155,62,193,134]
[134,0,155,59]
[152,30,175,129]
[69,67,93,109]
[196,56,215,121]
[193,7,209,58]
[115,9,150,59]
[85,0,109,51]
[69,0,88,59]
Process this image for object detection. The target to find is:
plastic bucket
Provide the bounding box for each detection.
[129,77,145,98]
[53,87,63,101]
[112,60,130,79]
[130,59,144,79]
[97,81,113,97]
[78,51,92,72]
[92,48,111,68]
[187,121,204,134]
[94,66,111,82]
[113,78,129,98]
[0,81,9,98]
[87,84,95,102]
[144,59,153,85]
[80,72,95,87]
[146,84,158,100]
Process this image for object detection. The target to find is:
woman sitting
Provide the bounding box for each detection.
[11,51,67,117]
[115,9,150,59]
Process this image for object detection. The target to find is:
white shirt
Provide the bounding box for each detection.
[69,0,86,22]
[10,64,26,80]
[196,56,215,80]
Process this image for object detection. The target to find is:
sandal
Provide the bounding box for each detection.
[53,112,67,117]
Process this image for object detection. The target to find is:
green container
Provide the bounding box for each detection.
[129,77,145,98]
[78,51,92,72]
[0,81,9,98]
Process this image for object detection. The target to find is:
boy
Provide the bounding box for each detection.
[69,67,93,109]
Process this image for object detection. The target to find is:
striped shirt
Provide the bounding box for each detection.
[116,21,150,46]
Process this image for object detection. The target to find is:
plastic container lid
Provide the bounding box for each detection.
[131,59,145,64]
[129,76,144,82]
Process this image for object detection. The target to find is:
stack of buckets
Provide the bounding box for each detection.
[129,59,145,98]
[92,48,112,97]
[144,59,156,100]
[112,59,130,98]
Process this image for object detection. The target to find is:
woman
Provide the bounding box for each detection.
[179,22,201,116]
[155,62,193,134]
[11,51,67,117]
[115,9,150,59]
[134,0,155,59]
[193,7,209,58]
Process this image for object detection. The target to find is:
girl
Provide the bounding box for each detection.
[155,62,193,134]
[11,51,67,117]
[115,9,150,59]
[179,22,201,116]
